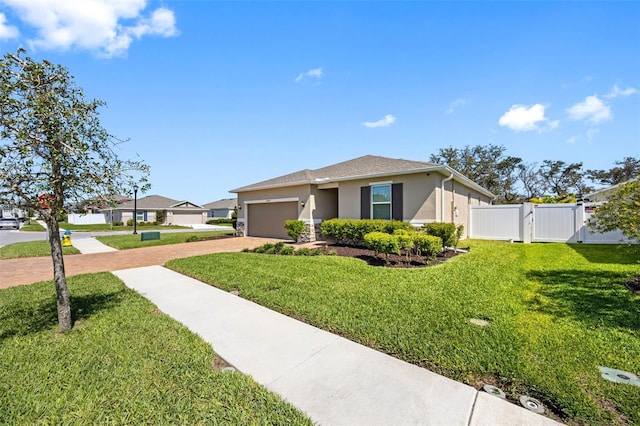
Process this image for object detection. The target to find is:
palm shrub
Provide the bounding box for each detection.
[284,220,306,242]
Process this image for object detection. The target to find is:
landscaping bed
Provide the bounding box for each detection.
[325,244,463,268]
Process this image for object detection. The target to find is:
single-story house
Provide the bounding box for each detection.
[230,155,495,241]
[583,179,635,202]
[101,195,207,226]
[202,198,237,219]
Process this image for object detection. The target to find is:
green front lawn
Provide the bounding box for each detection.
[167,241,640,425]
[19,220,46,232]
[0,240,80,259]
[0,273,311,425]
[97,231,235,250]
[58,222,189,232]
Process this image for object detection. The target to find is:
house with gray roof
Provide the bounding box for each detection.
[202,198,237,219]
[102,194,207,226]
[230,155,495,241]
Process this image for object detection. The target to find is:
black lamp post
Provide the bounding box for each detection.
[133,184,138,235]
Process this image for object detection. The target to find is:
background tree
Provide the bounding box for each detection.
[429,144,523,203]
[517,162,544,200]
[0,49,149,332]
[587,156,640,187]
[539,160,592,197]
[587,178,640,242]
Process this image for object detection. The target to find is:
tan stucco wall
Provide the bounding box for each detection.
[310,187,338,221]
[237,184,311,220]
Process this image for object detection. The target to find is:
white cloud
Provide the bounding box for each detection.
[295,67,323,83]
[604,84,637,99]
[0,0,178,57]
[566,136,577,144]
[363,114,396,128]
[445,98,466,114]
[566,95,611,123]
[498,104,548,132]
[586,128,599,141]
[0,12,18,39]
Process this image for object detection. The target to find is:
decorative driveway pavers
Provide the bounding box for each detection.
[0,237,276,289]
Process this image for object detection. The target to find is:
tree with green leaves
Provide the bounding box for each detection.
[587,179,640,242]
[587,156,640,187]
[429,144,523,203]
[539,160,592,197]
[0,49,149,332]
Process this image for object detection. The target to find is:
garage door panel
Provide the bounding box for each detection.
[248,202,298,239]
[172,212,203,225]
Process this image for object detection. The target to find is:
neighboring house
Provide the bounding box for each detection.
[584,179,635,202]
[101,195,207,226]
[202,198,237,219]
[230,155,495,241]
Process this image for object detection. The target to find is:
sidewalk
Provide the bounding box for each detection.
[71,237,117,254]
[114,265,563,426]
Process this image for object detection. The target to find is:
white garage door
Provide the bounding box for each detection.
[171,212,203,225]
[247,202,298,239]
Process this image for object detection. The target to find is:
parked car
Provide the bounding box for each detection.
[0,217,20,230]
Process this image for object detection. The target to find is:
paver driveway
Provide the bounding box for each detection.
[0,237,276,289]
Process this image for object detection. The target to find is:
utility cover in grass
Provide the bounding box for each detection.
[598,366,640,387]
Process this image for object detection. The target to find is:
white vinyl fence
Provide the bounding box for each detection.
[469,202,631,244]
[67,213,107,225]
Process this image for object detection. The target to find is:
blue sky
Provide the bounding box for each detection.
[1,1,638,204]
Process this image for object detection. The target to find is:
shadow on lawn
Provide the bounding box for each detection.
[526,269,640,331]
[0,289,125,340]
[568,243,640,265]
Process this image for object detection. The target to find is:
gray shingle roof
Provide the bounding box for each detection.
[231,155,442,192]
[202,198,237,209]
[116,195,205,210]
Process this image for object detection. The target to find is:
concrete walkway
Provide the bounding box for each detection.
[114,265,563,426]
[71,237,118,254]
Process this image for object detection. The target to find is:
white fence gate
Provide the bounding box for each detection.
[469,203,631,244]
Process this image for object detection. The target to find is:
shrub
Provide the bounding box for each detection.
[279,245,295,255]
[284,220,306,242]
[413,234,442,258]
[295,247,311,256]
[393,229,414,262]
[126,219,134,227]
[113,221,123,226]
[186,235,200,242]
[423,222,459,249]
[206,218,235,225]
[321,219,413,247]
[155,210,165,225]
[364,231,399,261]
[254,243,273,254]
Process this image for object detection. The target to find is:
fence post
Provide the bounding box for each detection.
[522,203,533,243]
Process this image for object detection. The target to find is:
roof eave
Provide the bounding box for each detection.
[231,166,495,198]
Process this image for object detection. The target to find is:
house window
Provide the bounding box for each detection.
[136,211,146,221]
[371,184,392,220]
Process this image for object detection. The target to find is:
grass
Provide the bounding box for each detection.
[97,230,235,250]
[167,241,640,425]
[0,240,80,259]
[0,273,312,425]
[58,222,190,232]
[19,220,46,232]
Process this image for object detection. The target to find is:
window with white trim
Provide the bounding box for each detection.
[371,184,392,220]
[136,211,145,221]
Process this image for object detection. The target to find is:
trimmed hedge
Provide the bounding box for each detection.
[423,223,463,249]
[364,230,442,261]
[320,219,413,246]
[413,234,442,258]
[284,220,306,242]
[364,232,400,258]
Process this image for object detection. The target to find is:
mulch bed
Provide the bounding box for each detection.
[327,244,464,268]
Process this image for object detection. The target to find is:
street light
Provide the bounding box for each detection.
[133,184,139,235]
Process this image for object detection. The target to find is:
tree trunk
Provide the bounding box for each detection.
[46,216,73,332]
